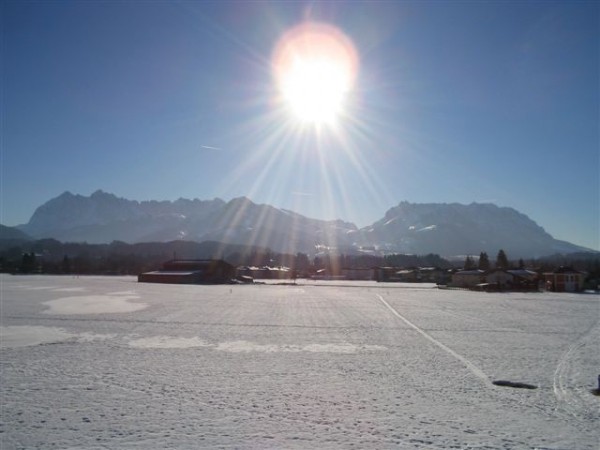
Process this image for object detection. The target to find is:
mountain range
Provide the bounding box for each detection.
[6,190,593,258]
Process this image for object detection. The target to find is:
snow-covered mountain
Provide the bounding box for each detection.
[15,191,591,258]
[353,201,590,258]
[17,190,357,255]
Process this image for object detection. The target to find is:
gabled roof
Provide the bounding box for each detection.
[507,269,538,277]
[545,266,584,274]
[455,270,485,275]
[142,270,199,276]
[418,267,444,272]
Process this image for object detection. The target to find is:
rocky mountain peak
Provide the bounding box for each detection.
[15,191,592,258]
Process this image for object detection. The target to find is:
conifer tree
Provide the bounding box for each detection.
[20,252,36,273]
[478,252,490,271]
[496,249,509,269]
[62,255,71,274]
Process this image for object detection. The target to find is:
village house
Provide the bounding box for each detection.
[395,269,420,282]
[506,269,539,283]
[341,267,374,281]
[450,269,486,288]
[451,268,540,291]
[418,267,449,284]
[484,269,539,291]
[374,267,398,282]
[236,266,292,280]
[375,266,449,283]
[543,267,585,292]
[311,269,346,280]
[485,269,515,288]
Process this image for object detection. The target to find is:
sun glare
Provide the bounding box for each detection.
[272,22,358,125]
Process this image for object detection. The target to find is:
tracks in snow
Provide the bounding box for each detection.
[552,317,599,425]
[376,294,493,388]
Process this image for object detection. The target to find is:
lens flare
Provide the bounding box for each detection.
[272,22,359,125]
[215,21,393,254]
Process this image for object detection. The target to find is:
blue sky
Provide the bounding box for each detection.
[2,1,598,250]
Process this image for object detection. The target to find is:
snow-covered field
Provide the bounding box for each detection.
[1,275,598,449]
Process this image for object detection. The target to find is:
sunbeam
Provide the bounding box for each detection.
[206,18,402,253]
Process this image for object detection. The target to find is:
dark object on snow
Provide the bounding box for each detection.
[138,259,235,284]
[492,380,537,389]
[591,375,600,396]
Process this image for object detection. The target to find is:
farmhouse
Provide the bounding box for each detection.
[375,267,448,283]
[484,269,539,291]
[341,267,374,281]
[236,266,292,280]
[138,259,235,284]
[450,269,486,288]
[450,268,540,291]
[395,269,420,282]
[418,267,448,284]
[485,269,516,288]
[543,267,585,292]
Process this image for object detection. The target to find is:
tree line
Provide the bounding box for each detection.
[1,239,598,285]
[463,250,512,271]
[0,239,453,276]
[461,249,600,287]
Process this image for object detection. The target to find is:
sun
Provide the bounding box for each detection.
[272,22,358,125]
[282,58,348,124]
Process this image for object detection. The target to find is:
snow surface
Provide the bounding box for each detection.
[1,275,598,449]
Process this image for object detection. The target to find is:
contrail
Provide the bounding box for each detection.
[377,294,492,387]
[200,145,221,150]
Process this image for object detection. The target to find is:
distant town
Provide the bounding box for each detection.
[2,239,598,293]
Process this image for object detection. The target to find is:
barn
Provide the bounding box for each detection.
[138,259,235,284]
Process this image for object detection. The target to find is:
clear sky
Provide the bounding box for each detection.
[2,1,599,250]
